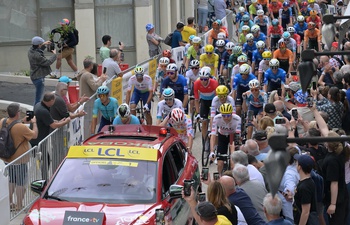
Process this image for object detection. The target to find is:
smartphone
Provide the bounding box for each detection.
[307,96,313,107]
[213,172,220,181]
[247,110,254,122]
[198,193,206,202]
[307,88,311,95]
[275,118,286,124]
[290,71,297,76]
[312,81,317,90]
[277,88,282,96]
[103,67,107,74]
[26,110,34,121]
[292,109,298,120]
[183,179,192,196]
[202,167,209,181]
[155,209,165,224]
[234,132,240,145]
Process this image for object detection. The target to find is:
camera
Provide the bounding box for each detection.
[26,111,34,121]
[47,40,55,52]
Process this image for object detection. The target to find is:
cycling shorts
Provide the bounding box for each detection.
[217,133,233,157]
[130,91,151,109]
[235,95,243,106]
[200,99,212,119]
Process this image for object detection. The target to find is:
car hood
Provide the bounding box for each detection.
[24,199,155,225]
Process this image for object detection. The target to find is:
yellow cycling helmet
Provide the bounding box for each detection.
[204,44,214,53]
[308,0,315,3]
[220,103,233,114]
[216,85,229,95]
[262,51,272,59]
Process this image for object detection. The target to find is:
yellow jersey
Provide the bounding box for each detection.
[199,53,219,75]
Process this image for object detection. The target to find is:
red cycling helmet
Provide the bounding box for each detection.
[162,49,172,58]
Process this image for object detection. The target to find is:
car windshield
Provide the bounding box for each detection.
[46,158,157,204]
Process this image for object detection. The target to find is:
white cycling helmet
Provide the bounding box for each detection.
[252,0,258,3]
[269,58,280,67]
[251,25,260,33]
[192,37,202,44]
[246,33,254,41]
[225,41,235,50]
[239,6,245,13]
[257,9,264,16]
[162,88,175,98]
[249,79,260,89]
[237,54,248,63]
[118,103,131,118]
[287,26,295,33]
[199,66,211,78]
[159,57,170,65]
[190,60,200,68]
[217,32,226,39]
[256,40,265,48]
[166,63,178,71]
[297,15,305,22]
[241,25,250,32]
[216,39,226,47]
[239,63,251,74]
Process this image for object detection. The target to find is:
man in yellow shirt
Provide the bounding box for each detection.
[182,17,197,43]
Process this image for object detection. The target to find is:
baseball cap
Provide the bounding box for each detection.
[294,154,314,170]
[195,201,218,221]
[264,103,276,114]
[60,18,70,25]
[294,90,308,104]
[59,76,72,84]
[32,36,45,45]
[253,130,268,141]
[145,23,154,31]
[284,82,300,92]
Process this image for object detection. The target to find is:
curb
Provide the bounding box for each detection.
[0,100,33,112]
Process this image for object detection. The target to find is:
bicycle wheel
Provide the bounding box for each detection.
[201,133,210,167]
[191,111,197,137]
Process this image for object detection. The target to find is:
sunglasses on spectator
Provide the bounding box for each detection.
[167,71,176,75]
[222,114,232,118]
[200,78,209,81]
[192,67,199,70]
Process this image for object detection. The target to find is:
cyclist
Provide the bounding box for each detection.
[220,42,234,81]
[263,58,286,94]
[254,9,270,36]
[273,41,294,75]
[161,63,188,110]
[239,25,250,45]
[258,50,272,84]
[210,103,241,174]
[306,10,321,29]
[91,86,119,134]
[294,15,308,41]
[278,32,297,62]
[113,103,140,125]
[239,15,254,33]
[300,1,311,19]
[249,0,259,19]
[308,0,322,18]
[160,108,193,153]
[228,46,243,72]
[279,2,293,30]
[236,7,249,33]
[251,25,267,45]
[268,19,283,51]
[208,20,227,47]
[154,57,170,97]
[303,21,322,52]
[185,36,203,69]
[252,41,266,76]
[162,49,175,63]
[186,60,200,114]
[210,85,236,123]
[243,33,257,64]
[242,79,267,139]
[183,35,196,70]
[231,54,250,79]
[156,88,183,125]
[193,66,218,140]
[287,27,302,56]
[199,44,219,78]
[232,63,257,117]
[214,40,227,67]
[269,0,283,20]
[126,66,153,125]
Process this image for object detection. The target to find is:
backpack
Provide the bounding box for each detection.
[73,28,79,46]
[0,119,22,159]
[164,32,173,46]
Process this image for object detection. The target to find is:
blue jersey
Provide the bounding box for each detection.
[264,68,286,92]
[92,97,119,121]
[236,12,249,23]
[245,90,267,108]
[252,49,263,63]
[220,51,231,67]
[243,42,257,54]
[280,8,292,20]
[161,74,188,102]
[253,33,267,42]
[233,73,257,95]
[113,115,140,125]
[294,22,308,36]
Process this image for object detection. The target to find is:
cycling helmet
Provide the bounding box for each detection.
[279,41,287,48]
[287,26,295,33]
[269,58,280,67]
[199,66,211,77]
[283,2,290,7]
[220,103,233,114]
[145,23,154,32]
[241,25,250,32]
[216,85,229,95]
[162,88,175,98]
[246,33,254,41]
[159,57,170,65]
[301,1,308,7]
[310,10,317,16]
[190,59,200,68]
[249,79,260,89]
[170,108,185,124]
[262,51,272,59]
[189,35,196,42]
[252,0,258,3]
[216,40,226,47]
[134,66,144,75]
[256,41,265,48]
[297,15,305,22]
[308,21,316,29]
[166,63,178,71]
[272,19,279,26]
[308,0,315,3]
[237,54,248,63]
[238,6,246,13]
[242,15,250,22]
[97,86,109,95]
[118,103,130,117]
[283,31,291,39]
[215,19,222,26]
[239,63,251,74]
[257,9,264,16]
[192,37,201,44]
[162,49,172,58]
[217,32,226,39]
[212,20,220,28]
[251,25,260,33]
[233,46,243,55]
[225,41,235,50]
[204,44,215,53]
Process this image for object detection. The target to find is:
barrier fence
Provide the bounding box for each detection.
[2,11,235,221]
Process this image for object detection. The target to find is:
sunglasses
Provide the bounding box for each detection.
[263,58,271,61]
[258,48,264,50]
[136,73,144,77]
[206,52,213,55]
[271,66,278,69]
[251,88,259,92]
[167,71,175,75]
[164,98,173,101]
[200,78,209,81]
[222,114,232,118]
[192,67,199,70]
[218,94,227,98]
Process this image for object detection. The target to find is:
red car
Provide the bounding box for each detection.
[23,125,200,225]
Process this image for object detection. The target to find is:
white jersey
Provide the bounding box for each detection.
[258,60,269,74]
[211,114,241,136]
[185,69,199,86]
[169,115,194,144]
[278,38,297,52]
[127,74,153,93]
[156,98,184,120]
[210,96,236,118]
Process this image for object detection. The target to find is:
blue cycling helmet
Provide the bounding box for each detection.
[242,15,250,22]
[283,2,289,7]
[215,19,222,25]
[189,35,196,42]
[162,88,175,98]
[145,23,154,32]
[283,31,291,39]
[97,86,110,95]
[272,19,279,26]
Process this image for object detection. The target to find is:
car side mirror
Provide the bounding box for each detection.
[31,180,46,194]
[168,185,183,202]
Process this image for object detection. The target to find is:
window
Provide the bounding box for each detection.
[170,144,185,175]
[95,0,135,48]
